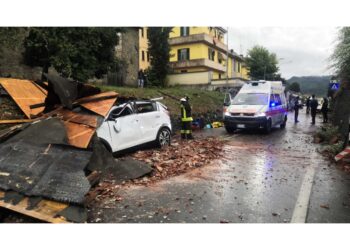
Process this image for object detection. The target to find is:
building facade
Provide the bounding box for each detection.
[139,27,150,71]
[167,27,249,88]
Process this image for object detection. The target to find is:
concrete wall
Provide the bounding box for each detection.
[114,28,139,86]
[167,71,211,86]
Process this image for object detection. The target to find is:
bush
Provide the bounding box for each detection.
[315,124,340,144]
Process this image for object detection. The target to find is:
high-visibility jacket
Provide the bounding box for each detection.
[181,102,193,122]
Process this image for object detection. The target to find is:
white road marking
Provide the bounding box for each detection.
[290,163,316,223]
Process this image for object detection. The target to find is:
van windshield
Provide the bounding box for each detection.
[232,93,268,105]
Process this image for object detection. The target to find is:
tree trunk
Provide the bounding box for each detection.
[332,85,350,148]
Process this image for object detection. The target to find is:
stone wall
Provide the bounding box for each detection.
[0,29,42,81]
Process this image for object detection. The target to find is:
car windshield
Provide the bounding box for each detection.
[232,93,268,105]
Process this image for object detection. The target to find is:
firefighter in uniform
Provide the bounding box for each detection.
[180,97,194,140]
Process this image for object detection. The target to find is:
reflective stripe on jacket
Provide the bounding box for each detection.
[181,104,193,122]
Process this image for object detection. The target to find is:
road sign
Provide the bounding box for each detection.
[329,80,340,91]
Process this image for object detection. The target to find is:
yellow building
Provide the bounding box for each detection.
[139,27,150,70]
[167,27,249,87]
[139,27,249,87]
[169,27,227,80]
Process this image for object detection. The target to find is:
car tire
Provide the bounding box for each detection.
[225,125,236,134]
[280,115,287,129]
[265,119,272,134]
[156,127,171,148]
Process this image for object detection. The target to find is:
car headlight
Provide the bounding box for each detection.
[255,112,266,117]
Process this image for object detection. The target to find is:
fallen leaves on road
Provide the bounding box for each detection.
[320,204,330,209]
[129,137,225,185]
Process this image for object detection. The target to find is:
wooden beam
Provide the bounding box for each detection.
[0,191,69,223]
[0,119,34,124]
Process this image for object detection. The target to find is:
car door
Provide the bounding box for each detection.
[135,101,160,143]
[106,105,142,152]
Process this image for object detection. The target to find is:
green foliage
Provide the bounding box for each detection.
[245,45,279,80]
[330,27,350,81]
[147,27,173,87]
[286,82,301,93]
[23,27,121,82]
[98,85,225,115]
[0,27,27,49]
[322,141,344,158]
[316,124,340,143]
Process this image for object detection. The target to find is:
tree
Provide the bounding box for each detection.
[330,27,350,82]
[245,46,279,80]
[147,27,173,87]
[23,27,121,82]
[287,82,301,93]
[330,27,350,147]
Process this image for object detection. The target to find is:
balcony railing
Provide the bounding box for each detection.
[169,33,228,53]
[170,58,226,72]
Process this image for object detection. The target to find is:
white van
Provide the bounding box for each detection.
[223,80,288,133]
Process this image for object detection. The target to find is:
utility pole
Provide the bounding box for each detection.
[226,27,229,85]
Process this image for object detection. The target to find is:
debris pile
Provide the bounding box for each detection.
[0,74,119,222]
[130,137,225,184]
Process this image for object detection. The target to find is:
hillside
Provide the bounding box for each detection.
[287,75,331,97]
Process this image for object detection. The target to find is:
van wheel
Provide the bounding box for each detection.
[225,125,236,134]
[265,119,272,134]
[156,127,171,148]
[280,116,287,129]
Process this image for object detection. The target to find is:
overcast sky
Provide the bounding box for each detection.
[227,27,339,79]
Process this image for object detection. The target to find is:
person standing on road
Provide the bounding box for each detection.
[321,97,329,123]
[306,96,311,114]
[310,94,319,125]
[294,96,301,123]
[180,96,194,140]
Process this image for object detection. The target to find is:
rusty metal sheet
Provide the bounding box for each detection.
[0,78,47,118]
[78,91,118,117]
[64,121,96,148]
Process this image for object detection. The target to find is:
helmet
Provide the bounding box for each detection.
[180,98,186,102]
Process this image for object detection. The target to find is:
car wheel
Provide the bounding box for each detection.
[265,119,272,134]
[157,127,171,147]
[225,125,236,134]
[280,116,287,129]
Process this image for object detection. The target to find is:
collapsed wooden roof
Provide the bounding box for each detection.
[0,78,47,118]
[0,77,118,148]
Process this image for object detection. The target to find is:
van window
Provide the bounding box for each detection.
[232,93,268,105]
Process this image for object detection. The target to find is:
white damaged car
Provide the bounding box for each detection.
[97,100,172,153]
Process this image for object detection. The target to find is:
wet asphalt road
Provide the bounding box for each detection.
[89,111,350,223]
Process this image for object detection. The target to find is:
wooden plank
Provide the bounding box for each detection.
[55,109,99,128]
[0,78,47,118]
[0,119,34,124]
[78,91,118,117]
[64,121,96,148]
[0,191,69,223]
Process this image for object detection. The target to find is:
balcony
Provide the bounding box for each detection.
[170,58,226,72]
[169,33,228,53]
